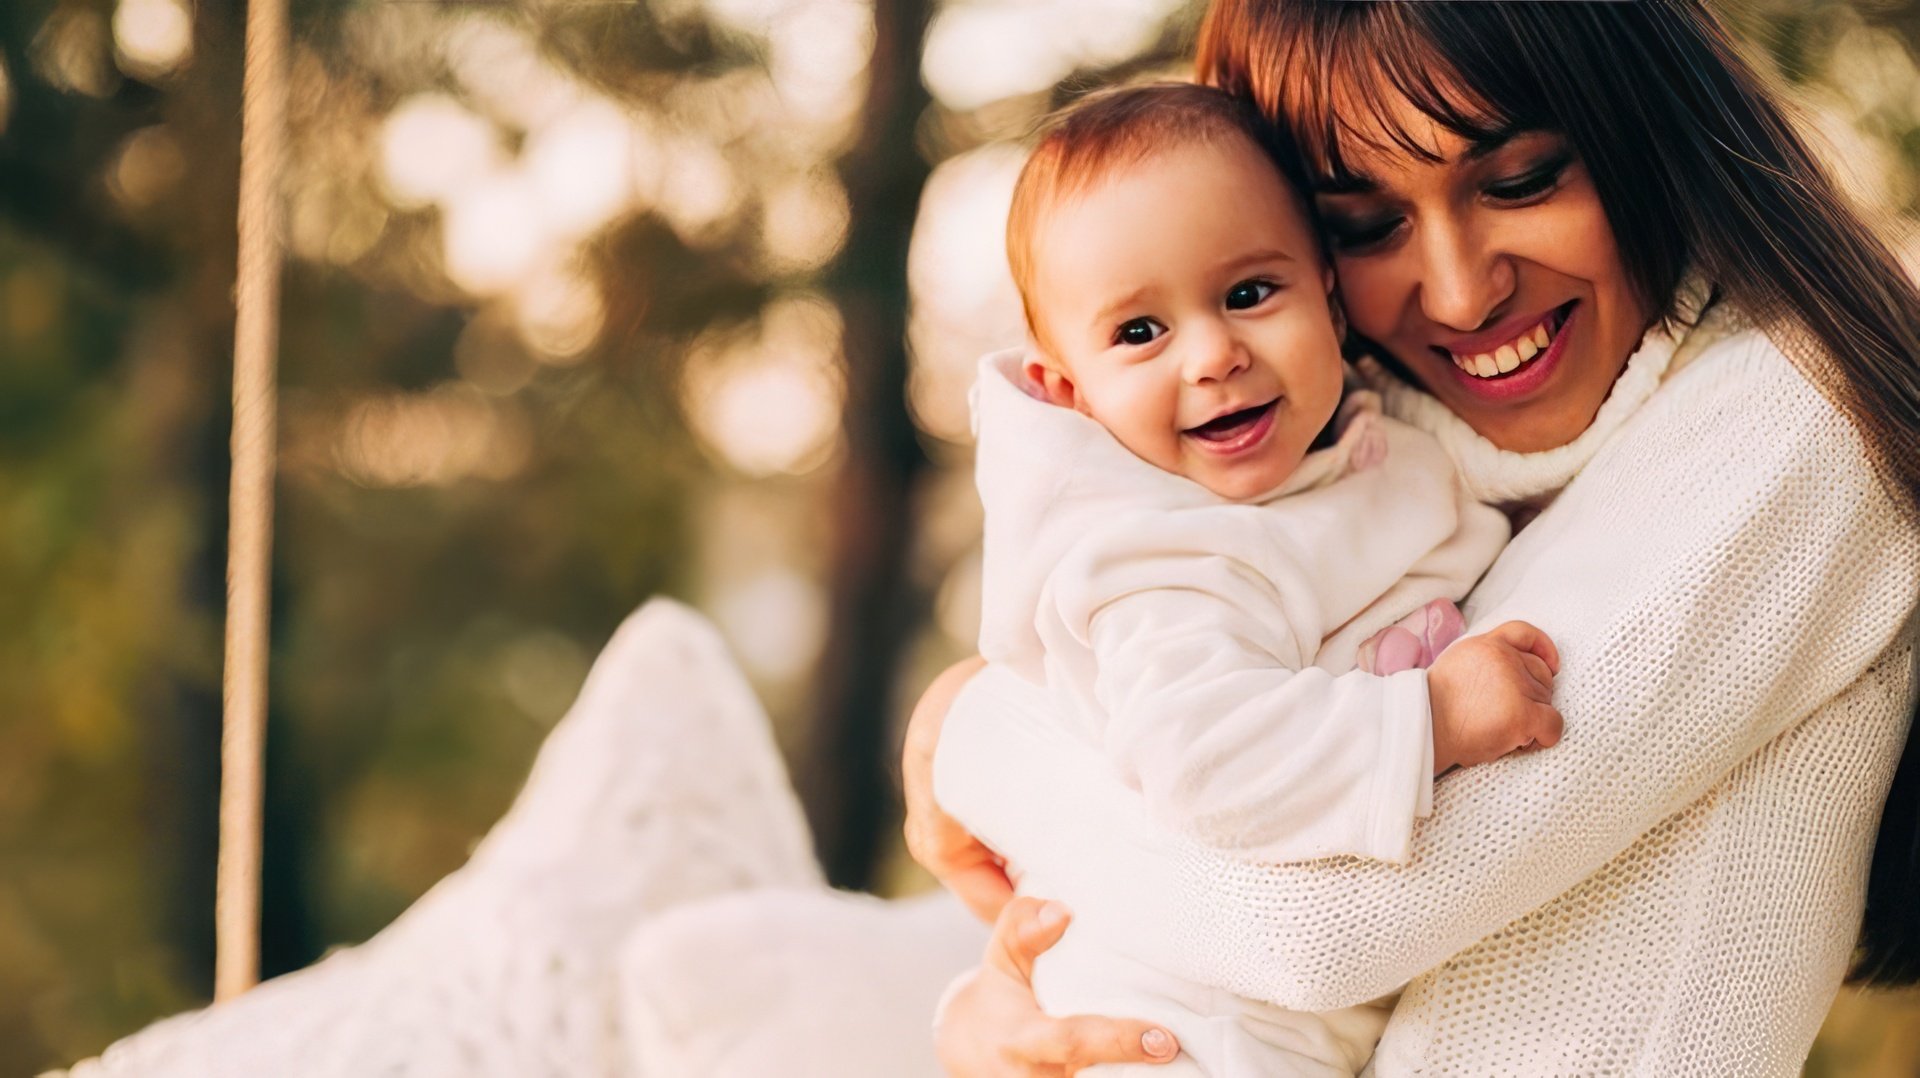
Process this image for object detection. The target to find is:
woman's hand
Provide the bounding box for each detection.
[903,655,1016,923]
[933,897,1180,1076]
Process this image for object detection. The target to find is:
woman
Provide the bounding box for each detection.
[79,1,1920,1075]
[914,1,1920,1073]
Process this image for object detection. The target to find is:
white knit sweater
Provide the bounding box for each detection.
[936,295,1920,1075]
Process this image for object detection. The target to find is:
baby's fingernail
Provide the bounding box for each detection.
[1142,1029,1175,1057]
[1037,901,1068,929]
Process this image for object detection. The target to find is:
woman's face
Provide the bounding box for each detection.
[1311,97,1652,453]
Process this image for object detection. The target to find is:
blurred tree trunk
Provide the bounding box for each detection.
[800,0,934,890]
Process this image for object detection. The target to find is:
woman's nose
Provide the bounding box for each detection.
[1415,216,1515,332]
[1182,323,1249,385]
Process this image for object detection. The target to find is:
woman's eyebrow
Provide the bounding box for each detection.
[1313,126,1532,195]
[1313,173,1377,196]
[1461,127,1522,162]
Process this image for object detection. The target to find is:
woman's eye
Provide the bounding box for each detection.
[1486,155,1572,204]
[1324,215,1404,254]
[1115,317,1166,347]
[1225,280,1276,310]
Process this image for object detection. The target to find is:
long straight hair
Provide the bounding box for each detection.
[1197,0,1920,986]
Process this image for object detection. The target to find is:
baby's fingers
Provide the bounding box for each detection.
[1526,703,1565,749]
[1484,620,1561,676]
[1518,651,1556,696]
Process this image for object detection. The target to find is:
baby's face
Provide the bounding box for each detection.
[1028,136,1344,501]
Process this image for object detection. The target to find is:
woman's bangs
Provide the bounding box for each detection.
[1281,8,1529,187]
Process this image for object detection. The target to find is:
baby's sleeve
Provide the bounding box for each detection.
[1046,508,1436,864]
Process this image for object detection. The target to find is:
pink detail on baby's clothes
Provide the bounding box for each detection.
[1356,599,1468,675]
[1334,390,1390,474]
[1347,417,1389,473]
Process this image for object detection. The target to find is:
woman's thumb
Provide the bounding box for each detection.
[987,897,1071,983]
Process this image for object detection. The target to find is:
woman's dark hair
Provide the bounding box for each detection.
[1197,0,1920,987]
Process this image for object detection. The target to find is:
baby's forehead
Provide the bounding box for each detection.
[1030,138,1320,271]
[1051,126,1303,213]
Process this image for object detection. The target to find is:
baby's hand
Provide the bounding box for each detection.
[1428,621,1563,773]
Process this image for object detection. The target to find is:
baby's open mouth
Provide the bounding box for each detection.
[1185,399,1278,443]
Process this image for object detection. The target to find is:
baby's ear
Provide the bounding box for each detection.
[1024,353,1082,412]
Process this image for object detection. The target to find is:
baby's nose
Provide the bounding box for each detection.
[1183,327,1247,384]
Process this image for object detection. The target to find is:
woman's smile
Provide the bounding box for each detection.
[1434,300,1577,402]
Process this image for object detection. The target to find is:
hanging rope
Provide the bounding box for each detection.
[217,0,290,1003]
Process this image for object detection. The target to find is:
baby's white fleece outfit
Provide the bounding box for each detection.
[966,350,1509,1075]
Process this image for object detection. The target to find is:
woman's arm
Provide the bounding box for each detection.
[936,340,1920,1010]
[903,654,1011,923]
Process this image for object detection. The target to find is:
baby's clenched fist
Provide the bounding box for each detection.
[1428,620,1563,773]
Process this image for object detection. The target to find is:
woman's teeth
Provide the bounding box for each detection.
[1451,319,1554,379]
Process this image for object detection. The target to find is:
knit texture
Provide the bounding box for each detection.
[69,600,821,1078]
[937,312,1920,1076]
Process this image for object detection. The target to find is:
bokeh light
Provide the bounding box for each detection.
[112,0,193,82]
[106,126,186,212]
[442,172,553,296]
[33,8,118,98]
[377,94,505,212]
[922,0,1186,110]
[511,258,606,363]
[906,142,1026,443]
[333,384,533,487]
[713,568,829,681]
[681,295,847,477]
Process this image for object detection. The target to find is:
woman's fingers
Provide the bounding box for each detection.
[902,655,1008,919]
[934,900,1180,1077]
[987,897,1070,982]
[905,801,1013,922]
[1012,1014,1180,1070]
[948,855,1017,924]
[983,899,1179,1072]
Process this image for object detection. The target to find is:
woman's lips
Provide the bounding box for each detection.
[1440,301,1579,402]
[1184,399,1278,455]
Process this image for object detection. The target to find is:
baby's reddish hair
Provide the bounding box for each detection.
[1005,82,1312,345]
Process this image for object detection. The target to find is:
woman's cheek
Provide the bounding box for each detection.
[1332,253,1436,383]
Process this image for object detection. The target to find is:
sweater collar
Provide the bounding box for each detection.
[1354,275,1722,507]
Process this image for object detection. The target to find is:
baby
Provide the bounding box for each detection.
[952,83,1563,1075]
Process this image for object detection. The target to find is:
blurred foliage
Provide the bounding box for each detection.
[0,0,1915,1074]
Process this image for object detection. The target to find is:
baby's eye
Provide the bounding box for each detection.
[1225,280,1277,310]
[1114,317,1166,347]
